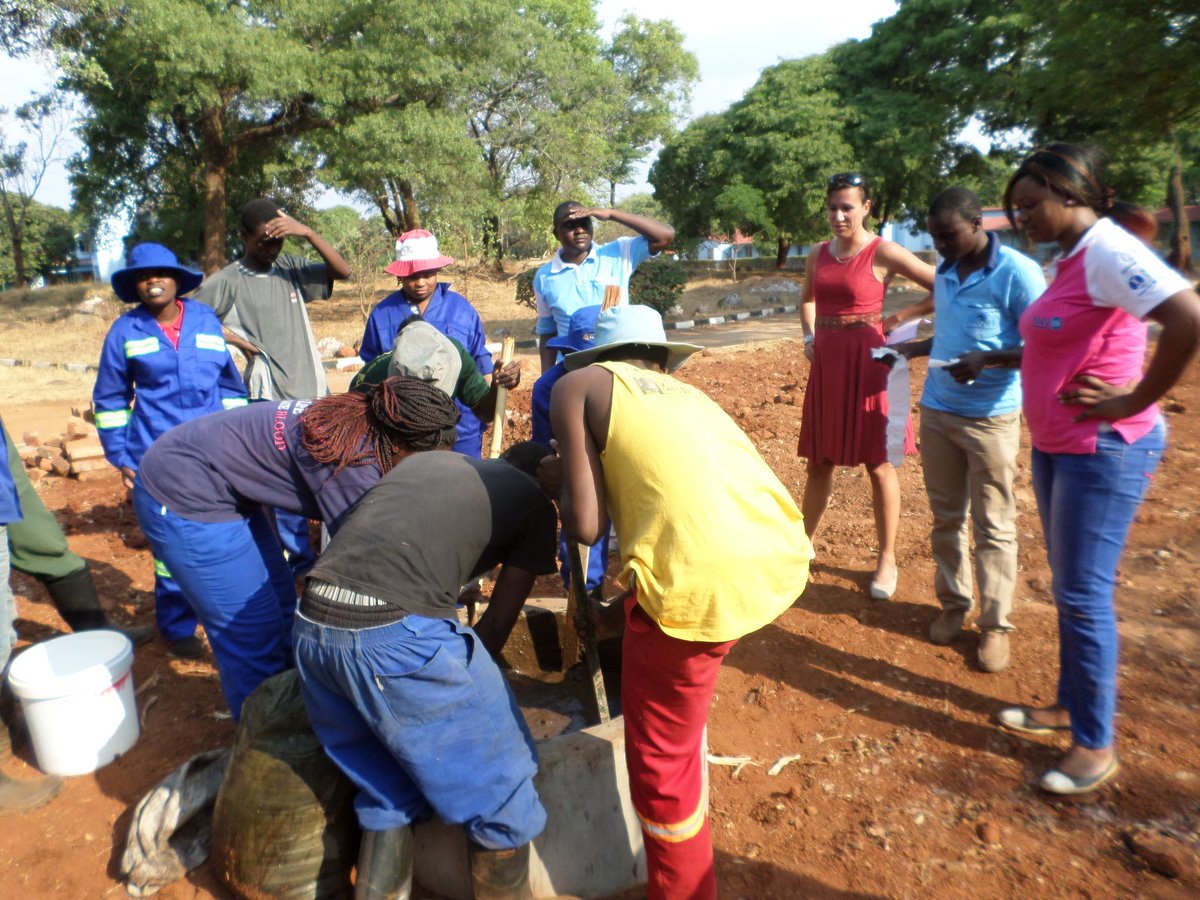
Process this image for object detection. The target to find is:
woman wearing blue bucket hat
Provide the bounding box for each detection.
[93,243,248,658]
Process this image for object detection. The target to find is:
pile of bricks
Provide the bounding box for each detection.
[16,408,118,483]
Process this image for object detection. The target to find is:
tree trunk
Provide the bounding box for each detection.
[398,179,421,231]
[608,180,617,208]
[775,236,791,269]
[198,106,234,275]
[1167,136,1193,272]
[482,213,504,269]
[11,222,25,287]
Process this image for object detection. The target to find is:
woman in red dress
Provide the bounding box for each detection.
[799,173,935,599]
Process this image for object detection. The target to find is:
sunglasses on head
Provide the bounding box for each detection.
[828,172,866,190]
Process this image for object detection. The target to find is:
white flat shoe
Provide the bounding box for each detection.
[868,570,897,601]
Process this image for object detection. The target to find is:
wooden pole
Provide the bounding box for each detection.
[488,336,516,459]
[566,542,611,724]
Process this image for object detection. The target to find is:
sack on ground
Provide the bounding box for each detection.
[120,748,232,897]
[210,669,359,900]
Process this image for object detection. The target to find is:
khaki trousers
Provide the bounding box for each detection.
[919,406,1020,632]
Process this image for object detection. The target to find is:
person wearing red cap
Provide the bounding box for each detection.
[359,228,520,458]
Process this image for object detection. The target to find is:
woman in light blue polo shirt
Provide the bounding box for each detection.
[893,186,1046,673]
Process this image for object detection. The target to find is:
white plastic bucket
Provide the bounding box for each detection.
[6,630,139,776]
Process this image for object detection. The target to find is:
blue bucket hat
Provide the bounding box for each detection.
[110,243,204,304]
[546,304,602,354]
[563,305,703,373]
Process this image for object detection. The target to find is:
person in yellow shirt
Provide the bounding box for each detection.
[547,305,812,899]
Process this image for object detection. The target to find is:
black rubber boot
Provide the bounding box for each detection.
[0,702,61,815]
[42,567,154,646]
[355,826,413,899]
[468,841,533,900]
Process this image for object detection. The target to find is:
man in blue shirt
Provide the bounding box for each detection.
[894,187,1046,673]
[533,202,674,373]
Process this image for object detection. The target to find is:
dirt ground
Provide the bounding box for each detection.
[3,334,1200,898]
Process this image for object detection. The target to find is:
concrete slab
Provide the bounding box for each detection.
[413,715,645,899]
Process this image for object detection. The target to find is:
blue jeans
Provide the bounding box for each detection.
[293,611,546,847]
[133,481,298,720]
[1030,422,1164,749]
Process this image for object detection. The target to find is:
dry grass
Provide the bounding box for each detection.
[0,260,800,405]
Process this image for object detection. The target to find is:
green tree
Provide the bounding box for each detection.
[52,0,520,273]
[0,197,76,286]
[651,55,853,267]
[0,95,68,287]
[601,14,698,206]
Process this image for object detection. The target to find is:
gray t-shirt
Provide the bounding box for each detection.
[194,255,330,400]
[309,453,558,619]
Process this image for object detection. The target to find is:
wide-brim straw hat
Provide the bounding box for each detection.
[563,305,702,373]
[110,243,203,303]
[384,229,455,278]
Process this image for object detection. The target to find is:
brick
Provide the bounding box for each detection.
[69,458,110,474]
[74,468,120,482]
[63,439,105,461]
[21,430,39,447]
[67,418,97,439]
[36,445,63,460]
[37,457,54,472]
[25,468,44,482]
[51,457,71,476]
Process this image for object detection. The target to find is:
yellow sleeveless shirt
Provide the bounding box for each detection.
[597,361,812,642]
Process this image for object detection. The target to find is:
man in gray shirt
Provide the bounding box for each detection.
[194,197,351,573]
[194,197,351,400]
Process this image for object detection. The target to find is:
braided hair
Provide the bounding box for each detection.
[300,375,460,475]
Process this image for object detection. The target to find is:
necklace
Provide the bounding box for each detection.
[830,236,869,264]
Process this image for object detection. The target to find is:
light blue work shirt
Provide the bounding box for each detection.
[533,236,653,337]
[921,234,1046,418]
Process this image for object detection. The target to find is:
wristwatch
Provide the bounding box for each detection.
[803,333,814,344]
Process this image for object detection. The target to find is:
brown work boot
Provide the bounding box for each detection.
[0,720,61,816]
[977,630,1011,673]
[0,769,62,815]
[929,609,967,645]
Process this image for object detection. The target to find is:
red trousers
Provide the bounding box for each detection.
[622,593,736,900]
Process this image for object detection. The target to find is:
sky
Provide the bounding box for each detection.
[0,0,900,211]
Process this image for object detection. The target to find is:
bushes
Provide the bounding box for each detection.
[515,268,537,311]
[630,257,686,315]
[514,257,686,317]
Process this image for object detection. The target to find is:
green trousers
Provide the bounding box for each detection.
[4,424,86,581]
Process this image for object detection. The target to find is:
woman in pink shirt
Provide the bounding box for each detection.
[997,144,1200,794]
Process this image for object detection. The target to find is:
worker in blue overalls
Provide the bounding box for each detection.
[93,242,248,658]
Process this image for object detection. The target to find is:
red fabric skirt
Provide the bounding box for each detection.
[797,324,914,467]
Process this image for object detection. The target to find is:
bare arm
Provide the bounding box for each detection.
[1067,289,1200,421]
[578,208,675,253]
[265,212,352,280]
[801,244,820,362]
[223,328,260,357]
[549,369,608,545]
[472,564,538,658]
[883,293,934,333]
[876,241,936,292]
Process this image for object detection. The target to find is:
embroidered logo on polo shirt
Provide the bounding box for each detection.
[1031,315,1062,330]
